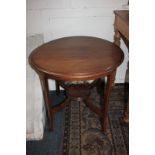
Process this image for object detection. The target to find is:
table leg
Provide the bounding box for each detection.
[39,74,53,131]
[102,71,116,132]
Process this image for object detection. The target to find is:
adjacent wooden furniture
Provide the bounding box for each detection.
[114,10,129,123]
[29,36,124,132]
[114,10,129,47]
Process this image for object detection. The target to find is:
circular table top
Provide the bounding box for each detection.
[29,36,124,81]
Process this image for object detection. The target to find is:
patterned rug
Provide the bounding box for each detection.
[61,84,129,155]
[26,84,129,155]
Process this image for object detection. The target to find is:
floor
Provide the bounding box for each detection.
[26,83,129,155]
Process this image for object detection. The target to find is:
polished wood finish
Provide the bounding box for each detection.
[102,71,116,131]
[114,10,129,123]
[29,36,124,81]
[29,36,124,132]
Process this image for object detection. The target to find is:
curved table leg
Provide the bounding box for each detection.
[52,99,70,113]
[39,74,53,131]
[102,71,116,132]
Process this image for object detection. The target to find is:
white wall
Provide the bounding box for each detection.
[27,0,129,89]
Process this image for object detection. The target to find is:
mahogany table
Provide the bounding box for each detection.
[29,36,124,132]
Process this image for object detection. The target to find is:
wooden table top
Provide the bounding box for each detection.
[29,36,124,81]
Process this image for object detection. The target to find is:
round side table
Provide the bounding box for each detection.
[29,36,124,132]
